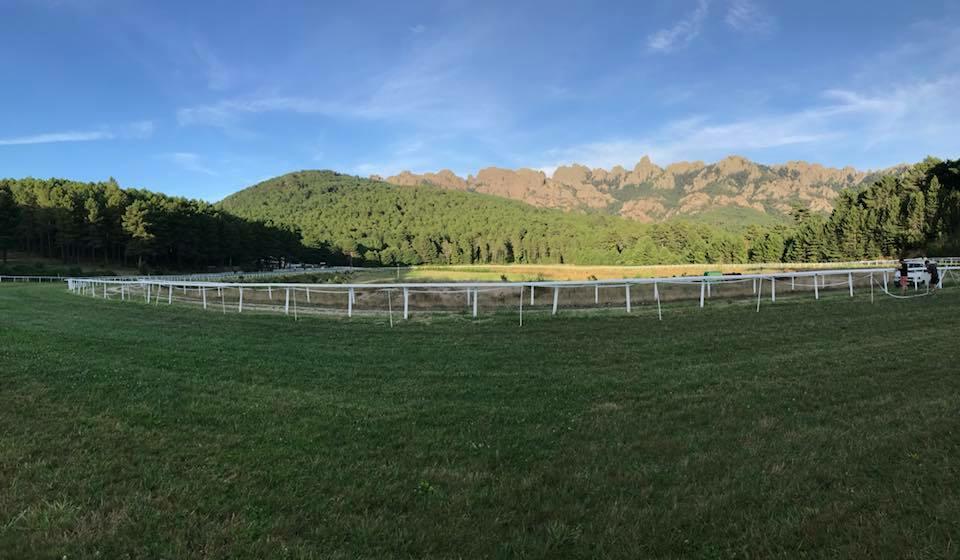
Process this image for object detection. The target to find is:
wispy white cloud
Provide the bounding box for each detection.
[410,24,426,34]
[126,120,156,139]
[725,0,776,35]
[344,132,473,178]
[177,31,507,135]
[191,41,233,90]
[538,76,960,170]
[0,130,112,146]
[159,152,218,176]
[176,96,339,128]
[0,120,154,146]
[647,0,710,53]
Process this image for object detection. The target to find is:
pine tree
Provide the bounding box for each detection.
[0,184,20,264]
[925,175,941,238]
[122,200,155,271]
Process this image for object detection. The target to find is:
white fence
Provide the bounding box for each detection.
[0,267,342,285]
[0,275,64,283]
[90,266,341,283]
[63,265,956,325]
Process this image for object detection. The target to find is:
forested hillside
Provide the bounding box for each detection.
[786,157,960,261]
[0,178,307,271]
[220,171,764,266]
[222,159,960,267]
[2,157,957,272]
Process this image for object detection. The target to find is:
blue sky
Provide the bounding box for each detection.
[1,0,959,200]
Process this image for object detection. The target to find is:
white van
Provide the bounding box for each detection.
[894,258,931,288]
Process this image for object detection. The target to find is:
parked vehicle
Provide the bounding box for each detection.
[894,258,931,288]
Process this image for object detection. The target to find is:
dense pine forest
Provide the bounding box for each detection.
[220,157,960,266]
[0,178,307,272]
[786,157,960,261]
[1,157,958,272]
[219,171,755,266]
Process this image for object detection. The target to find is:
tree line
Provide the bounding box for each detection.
[220,161,960,267]
[219,170,782,267]
[784,157,960,261]
[3,157,958,272]
[0,177,309,271]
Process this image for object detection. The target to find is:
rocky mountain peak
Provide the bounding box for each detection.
[384,155,883,224]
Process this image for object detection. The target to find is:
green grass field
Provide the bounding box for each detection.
[277,262,901,285]
[2,284,959,558]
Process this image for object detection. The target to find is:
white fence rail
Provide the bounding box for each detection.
[0,275,64,283]
[63,265,956,325]
[1,267,342,285]
[89,266,346,283]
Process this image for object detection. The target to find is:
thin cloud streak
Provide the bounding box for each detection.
[725,0,777,35]
[0,120,154,146]
[0,130,113,146]
[159,152,218,176]
[176,97,340,128]
[647,0,710,53]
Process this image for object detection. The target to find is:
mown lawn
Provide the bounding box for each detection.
[1,283,958,559]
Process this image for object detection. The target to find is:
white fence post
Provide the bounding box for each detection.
[756,275,763,312]
[238,287,244,313]
[168,285,173,304]
[530,285,535,305]
[202,288,207,309]
[814,274,819,300]
[348,287,354,317]
[595,285,600,305]
[848,272,854,297]
[472,289,478,318]
[387,289,394,327]
[625,284,631,313]
[654,282,662,321]
[519,286,523,327]
[285,289,290,315]
[403,287,409,320]
[771,277,776,302]
[699,282,705,308]
[552,287,559,315]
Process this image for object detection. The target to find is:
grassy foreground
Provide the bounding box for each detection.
[1,284,959,559]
